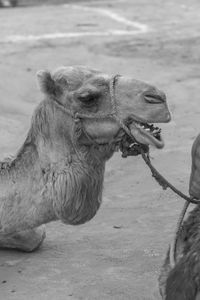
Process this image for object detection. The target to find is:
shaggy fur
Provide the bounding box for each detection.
[0,66,170,252]
[159,205,200,300]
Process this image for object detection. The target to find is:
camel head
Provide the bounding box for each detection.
[36,66,171,161]
[0,66,172,237]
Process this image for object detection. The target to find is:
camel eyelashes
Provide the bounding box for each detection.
[77,91,101,105]
[78,94,96,102]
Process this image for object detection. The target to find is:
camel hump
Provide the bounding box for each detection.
[189,133,200,199]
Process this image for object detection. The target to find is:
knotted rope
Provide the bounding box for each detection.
[124,143,199,267]
[140,149,197,267]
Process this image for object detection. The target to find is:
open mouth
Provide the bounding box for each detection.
[129,121,164,149]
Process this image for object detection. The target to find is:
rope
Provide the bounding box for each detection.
[138,149,200,267]
[140,151,199,204]
[169,200,189,267]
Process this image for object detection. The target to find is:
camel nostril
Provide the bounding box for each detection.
[143,91,166,104]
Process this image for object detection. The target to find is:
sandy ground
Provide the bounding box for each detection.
[0,0,200,299]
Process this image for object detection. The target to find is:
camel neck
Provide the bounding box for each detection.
[0,140,55,234]
[0,134,108,233]
[0,142,38,182]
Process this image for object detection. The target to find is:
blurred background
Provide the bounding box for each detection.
[0,1,200,299]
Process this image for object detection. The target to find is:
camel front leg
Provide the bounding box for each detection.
[0,225,46,252]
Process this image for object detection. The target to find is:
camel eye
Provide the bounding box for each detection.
[77,92,100,106]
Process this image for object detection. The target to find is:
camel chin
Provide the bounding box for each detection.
[129,121,164,149]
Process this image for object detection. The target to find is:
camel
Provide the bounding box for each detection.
[159,134,200,300]
[0,66,171,252]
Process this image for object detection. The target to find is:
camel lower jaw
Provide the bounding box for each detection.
[79,128,124,148]
[80,122,164,150]
[130,121,164,149]
[82,140,119,151]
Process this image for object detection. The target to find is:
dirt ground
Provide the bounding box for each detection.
[0,0,200,299]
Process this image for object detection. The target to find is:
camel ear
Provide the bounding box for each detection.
[37,70,60,97]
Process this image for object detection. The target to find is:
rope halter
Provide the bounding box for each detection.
[52,74,139,147]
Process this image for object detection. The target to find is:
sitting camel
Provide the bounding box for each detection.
[0,66,171,252]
